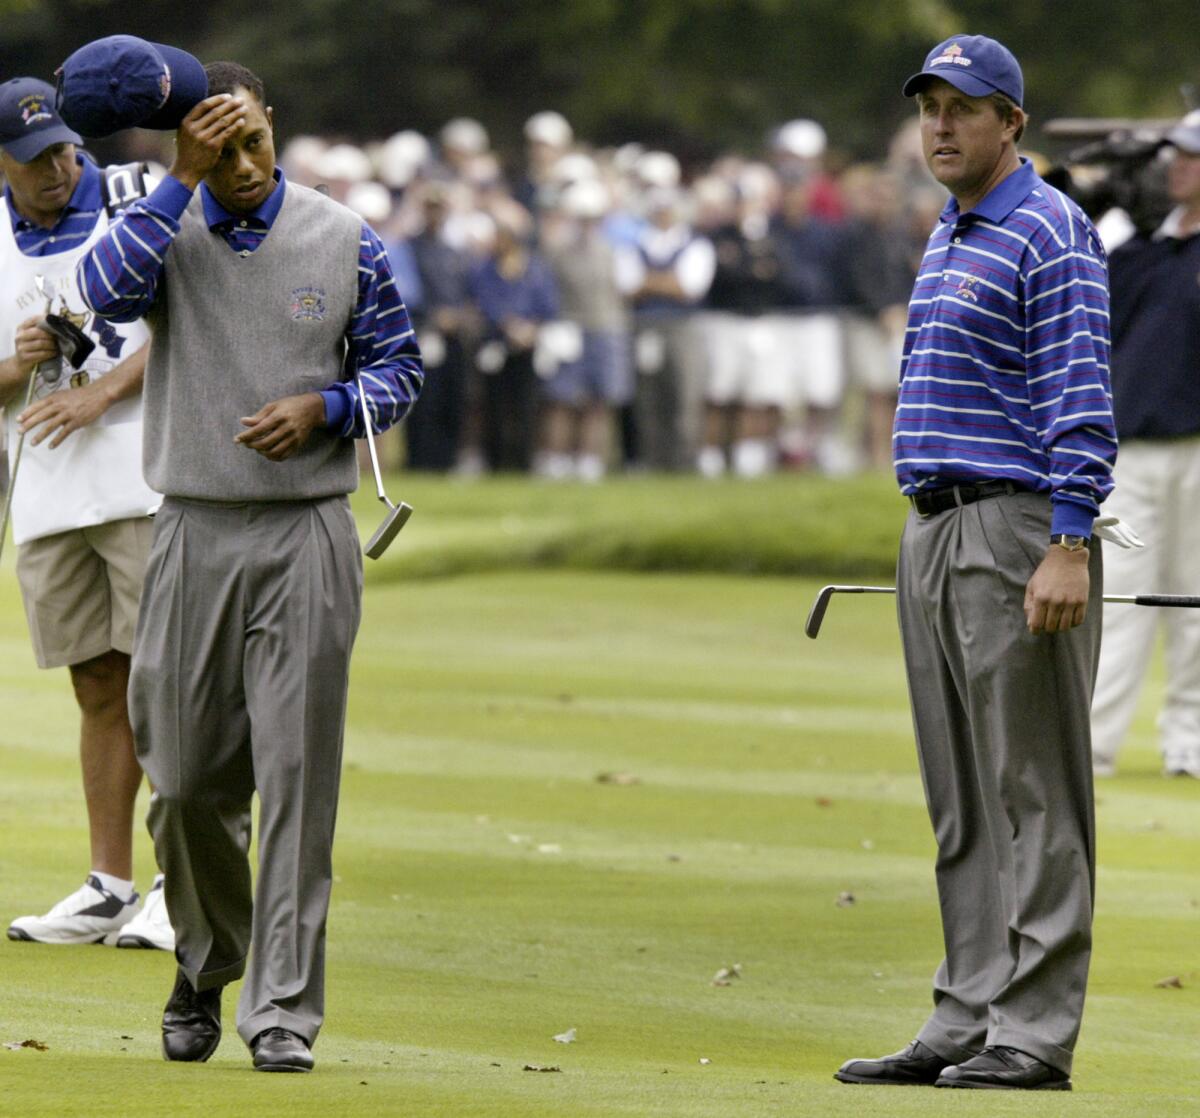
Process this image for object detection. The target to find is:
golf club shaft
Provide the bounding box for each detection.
[806,584,1200,639]
[0,369,43,566]
[355,373,392,508]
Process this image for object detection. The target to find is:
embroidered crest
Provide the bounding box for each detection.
[290,286,327,321]
[954,272,982,303]
[19,94,52,127]
[932,42,973,69]
[159,65,172,107]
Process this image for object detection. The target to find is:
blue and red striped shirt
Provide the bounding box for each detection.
[893,159,1116,538]
[76,169,422,437]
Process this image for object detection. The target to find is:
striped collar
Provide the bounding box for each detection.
[938,157,1038,225]
[200,167,286,231]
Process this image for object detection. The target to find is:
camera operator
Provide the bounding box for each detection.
[1091,110,1200,779]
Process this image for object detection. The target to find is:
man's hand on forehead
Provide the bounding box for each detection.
[169,94,245,191]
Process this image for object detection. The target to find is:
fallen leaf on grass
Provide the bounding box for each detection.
[523,1064,562,1073]
[596,771,640,786]
[1155,976,1184,989]
[836,892,856,908]
[3,1039,48,1051]
[553,1027,577,1044]
[815,797,833,808]
[712,963,743,986]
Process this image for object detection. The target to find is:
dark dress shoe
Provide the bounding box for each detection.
[834,1039,948,1085]
[252,1027,314,1072]
[936,1046,1071,1090]
[161,968,222,1062]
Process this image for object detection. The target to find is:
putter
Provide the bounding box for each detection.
[805,584,1200,639]
[356,373,412,560]
[0,276,58,565]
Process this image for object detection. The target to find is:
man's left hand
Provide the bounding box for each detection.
[18,381,109,448]
[235,393,326,461]
[1024,544,1090,634]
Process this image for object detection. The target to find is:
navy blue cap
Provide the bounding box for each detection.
[56,35,208,138]
[0,77,82,162]
[903,34,1024,107]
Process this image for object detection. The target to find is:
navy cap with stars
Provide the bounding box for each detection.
[0,77,82,163]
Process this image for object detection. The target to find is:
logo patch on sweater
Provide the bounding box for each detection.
[290,286,327,321]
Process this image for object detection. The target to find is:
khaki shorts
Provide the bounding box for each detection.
[16,516,153,669]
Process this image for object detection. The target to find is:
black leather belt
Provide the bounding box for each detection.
[909,480,1019,518]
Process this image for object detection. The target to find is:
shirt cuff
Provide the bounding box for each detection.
[320,386,352,433]
[1050,497,1095,539]
[148,175,197,222]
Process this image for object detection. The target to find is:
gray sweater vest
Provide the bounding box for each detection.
[144,182,362,501]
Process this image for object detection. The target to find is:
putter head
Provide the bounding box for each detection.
[804,585,837,639]
[364,501,412,560]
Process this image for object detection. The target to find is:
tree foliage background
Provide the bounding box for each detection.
[1,0,1197,163]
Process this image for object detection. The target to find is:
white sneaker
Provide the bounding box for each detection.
[1163,751,1200,779]
[7,876,139,945]
[114,874,175,951]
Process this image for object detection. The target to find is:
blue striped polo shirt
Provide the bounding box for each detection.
[6,155,101,257]
[893,159,1116,538]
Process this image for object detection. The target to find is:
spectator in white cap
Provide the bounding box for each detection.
[769,117,845,221]
[539,178,632,482]
[519,110,574,210]
[312,142,371,204]
[1090,107,1200,780]
[377,129,431,192]
[439,116,491,180]
[615,186,715,470]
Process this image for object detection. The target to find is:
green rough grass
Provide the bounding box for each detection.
[366,471,906,581]
[0,476,1196,1117]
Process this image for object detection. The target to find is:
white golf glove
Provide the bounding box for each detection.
[1093,515,1145,549]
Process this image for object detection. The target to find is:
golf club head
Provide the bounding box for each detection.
[804,585,897,639]
[804,586,837,639]
[364,501,412,560]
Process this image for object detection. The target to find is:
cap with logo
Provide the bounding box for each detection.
[56,34,208,138]
[1166,109,1200,156]
[0,77,82,162]
[902,34,1024,107]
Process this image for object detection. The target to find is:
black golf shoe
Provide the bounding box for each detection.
[161,968,222,1062]
[251,1027,314,1072]
[834,1039,948,1085]
[936,1046,1071,1090]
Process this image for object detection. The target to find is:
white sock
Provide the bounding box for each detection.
[91,871,135,901]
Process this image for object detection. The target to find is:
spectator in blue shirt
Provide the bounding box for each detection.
[468,214,559,471]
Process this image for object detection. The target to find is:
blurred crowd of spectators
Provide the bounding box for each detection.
[290,114,946,478]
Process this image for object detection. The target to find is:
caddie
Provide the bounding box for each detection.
[0,76,174,952]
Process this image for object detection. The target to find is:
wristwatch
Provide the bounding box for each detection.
[1050,534,1089,553]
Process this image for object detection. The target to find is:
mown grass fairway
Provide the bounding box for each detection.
[0,476,1196,1116]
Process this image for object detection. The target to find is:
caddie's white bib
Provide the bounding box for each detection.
[1,192,159,545]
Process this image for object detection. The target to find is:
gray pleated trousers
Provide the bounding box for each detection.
[897,491,1101,1076]
[129,495,362,1047]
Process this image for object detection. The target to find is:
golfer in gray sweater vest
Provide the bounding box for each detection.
[78,61,423,1072]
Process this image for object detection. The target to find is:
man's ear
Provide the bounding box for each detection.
[266,106,274,131]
